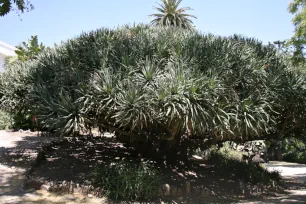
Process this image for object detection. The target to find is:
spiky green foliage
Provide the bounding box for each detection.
[1,25,306,160]
[150,0,196,30]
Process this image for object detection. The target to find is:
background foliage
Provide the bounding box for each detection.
[0,0,33,16]
[0,36,46,130]
[0,110,11,130]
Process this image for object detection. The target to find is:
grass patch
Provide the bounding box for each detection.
[94,160,162,201]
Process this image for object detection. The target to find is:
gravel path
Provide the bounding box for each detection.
[266,161,306,183]
[239,162,306,203]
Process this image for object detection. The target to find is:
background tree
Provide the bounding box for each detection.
[15,35,46,61]
[0,35,46,130]
[287,0,306,65]
[0,0,33,16]
[150,0,196,30]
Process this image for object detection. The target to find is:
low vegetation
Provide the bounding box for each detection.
[283,138,306,164]
[0,110,11,130]
[195,142,280,186]
[209,151,280,185]
[94,160,162,201]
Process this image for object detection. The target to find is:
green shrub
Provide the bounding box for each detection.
[11,110,36,130]
[283,137,306,164]
[283,152,306,164]
[94,160,162,201]
[0,110,12,130]
[209,151,280,185]
[218,142,244,161]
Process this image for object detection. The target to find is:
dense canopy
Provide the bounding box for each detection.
[1,25,306,160]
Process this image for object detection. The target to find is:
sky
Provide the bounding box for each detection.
[0,0,295,47]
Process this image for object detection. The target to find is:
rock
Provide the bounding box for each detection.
[252,153,262,163]
[162,184,170,195]
[192,155,203,160]
[40,184,51,191]
[87,141,94,146]
[64,195,76,201]
[24,180,43,190]
[88,193,94,198]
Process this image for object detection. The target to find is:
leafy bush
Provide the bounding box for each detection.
[218,142,244,161]
[283,137,306,164]
[94,160,162,201]
[209,150,280,185]
[0,110,12,130]
[283,152,306,164]
[0,60,34,130]
[11,110,36,130]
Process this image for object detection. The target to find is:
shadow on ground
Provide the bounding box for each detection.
[0,131,108,203]
[0,134,55,169]
[30,137,285,203]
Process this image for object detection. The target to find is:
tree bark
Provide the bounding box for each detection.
[276,133,283,161]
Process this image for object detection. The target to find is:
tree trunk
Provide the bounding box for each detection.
[276,134,283,161]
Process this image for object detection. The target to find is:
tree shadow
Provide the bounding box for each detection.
[29,137,284,202]
[2,133,304,202]
[0,135,55,169]
[31,137,134,184]
[0,132,61,203]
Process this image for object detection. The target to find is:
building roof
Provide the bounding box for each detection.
[0,41,16,56]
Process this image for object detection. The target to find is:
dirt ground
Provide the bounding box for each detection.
[0,130,107,204]
[1,130,306,203]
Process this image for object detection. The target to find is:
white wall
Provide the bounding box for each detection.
[0,41,16,72]
[0,53,6,72]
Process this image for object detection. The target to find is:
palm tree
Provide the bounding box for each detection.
[150,0,197,30]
